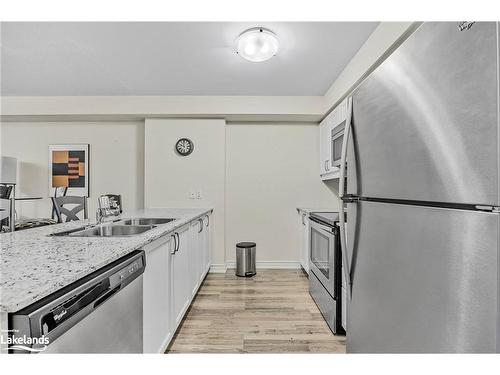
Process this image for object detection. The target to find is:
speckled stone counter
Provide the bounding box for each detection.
[0,208,213,314]
[296,207,338,215]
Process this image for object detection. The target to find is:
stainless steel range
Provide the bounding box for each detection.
[308,212,344,335]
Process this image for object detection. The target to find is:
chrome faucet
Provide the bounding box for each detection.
[96,195,121,224]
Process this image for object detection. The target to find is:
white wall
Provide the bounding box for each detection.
[1,95,325,122]
[225,122,338,264]
[324,22,416,110]
[1,119,339,267]
[144,119,226,266]
[0,121,144,218]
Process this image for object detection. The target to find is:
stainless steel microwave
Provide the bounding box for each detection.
[331,122,345,168]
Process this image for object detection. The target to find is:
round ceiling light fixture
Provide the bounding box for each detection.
[236,27,279,62]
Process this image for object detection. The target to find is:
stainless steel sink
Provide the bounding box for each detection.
[50,217,176,237]
[68,224,156,237]
[119,218,176,226]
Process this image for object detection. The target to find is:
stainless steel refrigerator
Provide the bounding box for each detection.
[339,22,499,353]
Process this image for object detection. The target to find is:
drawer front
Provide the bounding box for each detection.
[309,271,338,334]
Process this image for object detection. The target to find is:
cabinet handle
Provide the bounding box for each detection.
[198,218,203,233]
[324,160,331,172]
[205,215,209,227]
[171,234,177,255]
[174,232,180,252]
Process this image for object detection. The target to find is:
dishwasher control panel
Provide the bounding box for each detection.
[110,257,144,287]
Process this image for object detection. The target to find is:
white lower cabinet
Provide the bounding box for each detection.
[142,212,213,353]
[201,215,211,277]
[297,210,310,274]
[171,224,191,328]
[189,219,203,297]
[341,286,347,331]
[189,214,211,294]
[341,261,347,331]
[143,235,174,353]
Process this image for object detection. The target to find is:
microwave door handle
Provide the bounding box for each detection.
[339,96,353,300]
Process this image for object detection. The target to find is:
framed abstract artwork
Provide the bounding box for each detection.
[49,144,90,197]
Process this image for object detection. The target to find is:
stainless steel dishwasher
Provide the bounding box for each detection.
[9,250,145,354]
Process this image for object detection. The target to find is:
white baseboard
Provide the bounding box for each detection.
[210,261,302,273]
[225,261,301,269]
[209,263,228,273]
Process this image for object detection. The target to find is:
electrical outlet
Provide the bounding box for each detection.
[189,191,196,199]
[196,190,202,199]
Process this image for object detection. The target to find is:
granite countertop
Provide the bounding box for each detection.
[296,207,339,214]
[0,207,213,313]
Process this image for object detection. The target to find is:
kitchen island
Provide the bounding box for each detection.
[0,207,213,353]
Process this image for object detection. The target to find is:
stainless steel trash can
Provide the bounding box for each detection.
[236,242,256,277]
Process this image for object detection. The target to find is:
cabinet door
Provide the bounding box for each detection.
[171,225,191,329]
[143,235,173,353]
[301,213,310,274]
[342,286,347,330]
[189,219,203,296]
[319,120,328,175]
[336,98,347,126]
[320,109,337,175]
[297,212,304,269]
[341,257,347,331]
[202,214,211,276]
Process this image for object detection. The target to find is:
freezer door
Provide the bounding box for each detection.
[346,201,498,353]
[348,22,499,205]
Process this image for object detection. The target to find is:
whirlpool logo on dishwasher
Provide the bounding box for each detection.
[1,329,50,353]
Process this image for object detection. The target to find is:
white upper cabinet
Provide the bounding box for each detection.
[319,115,331,176]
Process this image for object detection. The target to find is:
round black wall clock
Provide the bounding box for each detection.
[175,138,194,156]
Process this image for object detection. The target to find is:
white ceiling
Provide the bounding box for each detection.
[0,22,378,96]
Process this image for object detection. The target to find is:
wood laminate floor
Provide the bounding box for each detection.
[166,269,346,353]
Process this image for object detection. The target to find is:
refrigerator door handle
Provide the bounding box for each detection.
[339,96,353,300]
[339,203,354,301]
[339,96,352,198]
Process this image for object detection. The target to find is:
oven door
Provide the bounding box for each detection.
[309,218,337,298]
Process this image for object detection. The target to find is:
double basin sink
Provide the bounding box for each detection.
[53,218,176,237]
